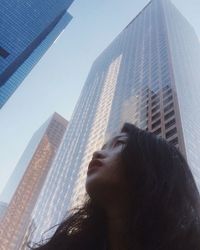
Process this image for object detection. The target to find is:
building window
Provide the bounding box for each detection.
[152,104,160,114]
[163,95,173,105]
[162,86,171,93]
[152,98,160,107]
[151,93,158,100]
[164,102,173,113]
[163,89,172,98]
[166,127,177,139]
[151,85,160,93]
[152,112,160,121]
[165,118,176,129]
[0,46,10,58]
[168,137,178,146]
[152,119,161,129]
[153,127,161,136]
[164,110,175,120]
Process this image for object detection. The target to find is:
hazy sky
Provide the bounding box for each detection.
[0,0,200,195]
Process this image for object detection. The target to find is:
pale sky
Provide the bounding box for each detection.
[0,0,200,196]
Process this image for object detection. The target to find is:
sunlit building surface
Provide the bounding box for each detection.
[0,0,74,108]
[0,116,54,205]
[0,201,7,222]
[0,113,68,250]
[29,0,200,244]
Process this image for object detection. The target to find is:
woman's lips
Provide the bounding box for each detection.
[87,159,103,174]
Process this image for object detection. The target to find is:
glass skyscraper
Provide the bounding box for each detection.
[0,201,7,222]
[0,113,68,250]
[0,0,74,108]
[30,0,200,244]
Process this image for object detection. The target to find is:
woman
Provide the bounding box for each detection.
[29,123,200,250]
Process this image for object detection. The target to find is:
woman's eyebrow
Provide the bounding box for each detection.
[112,136,126,145]
[102,135,127,149]
[113,134,127,141]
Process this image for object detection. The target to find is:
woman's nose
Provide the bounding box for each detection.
[92,150,105,160]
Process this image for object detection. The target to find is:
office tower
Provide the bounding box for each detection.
[0,0,74,108]
[20,220,37,250]
[30,0,200,244]
[0,116,54,204]
[0,113,68,250]
[0,201,7,221]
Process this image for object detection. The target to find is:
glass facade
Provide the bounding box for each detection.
[0,117,51,204]
[29,0,200,244]
[0,201,7,222]
[0,113,68,249]
[0,0,73,108]
[163,0,200,189]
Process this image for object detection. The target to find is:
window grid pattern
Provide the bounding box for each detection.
[0,0,73,108]
[0,114,68,249]
[29,0,200,244]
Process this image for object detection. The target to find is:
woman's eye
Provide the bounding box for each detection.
[113,140,125,147]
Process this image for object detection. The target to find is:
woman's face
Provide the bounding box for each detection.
[85,132,128,205]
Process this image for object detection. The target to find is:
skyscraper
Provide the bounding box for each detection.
[0,116,53,204]
[0,113,68,250]
[0,0,74,108]
[30,0,200,243]
[0,201,7,222]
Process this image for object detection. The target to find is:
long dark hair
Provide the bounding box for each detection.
[28,123,200,250]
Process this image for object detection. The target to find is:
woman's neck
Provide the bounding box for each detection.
[106,216,129,250]
[104,203,130,250]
